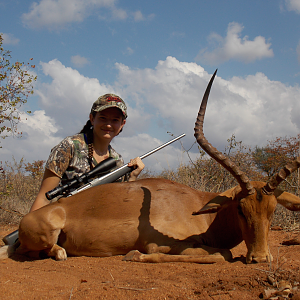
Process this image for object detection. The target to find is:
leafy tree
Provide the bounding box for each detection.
[252,135,300,178]
[24,160,45,179]
[252,146,276,177]
[0,33,37,142]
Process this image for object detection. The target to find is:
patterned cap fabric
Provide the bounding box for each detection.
[91,94,127,118]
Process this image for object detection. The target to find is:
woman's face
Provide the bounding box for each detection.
[90,108,126,143]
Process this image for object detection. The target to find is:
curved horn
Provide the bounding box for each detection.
[194,70,255,195]
[262,156,300,194]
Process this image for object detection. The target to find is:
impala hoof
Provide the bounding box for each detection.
[56,248,67,261]
[123,250,143,262]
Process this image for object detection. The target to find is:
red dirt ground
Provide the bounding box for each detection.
[1,224,300,300]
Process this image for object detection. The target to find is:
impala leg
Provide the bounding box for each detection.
[16,241,67,261]
[17,205,67,260]
[44,244,67,261]
[123,250,225,263]
[123,242,232,263]
[180,245,233,261]
[148,241,233,261]
[17,229,67,261]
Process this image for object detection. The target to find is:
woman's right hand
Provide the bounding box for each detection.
[128,157,145,181]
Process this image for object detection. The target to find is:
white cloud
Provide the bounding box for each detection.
[115,56,299,151]
[2,110,61,164]
[21,110,59,136]
[195,22,274,64]
[1,33,20,45]
[71,55,90,68]
[21,0,152,30]
[3,57,300,173]
[21,0,122,29]
[285,0,300,13]
[37,59,114,136]
[22,0,93,29]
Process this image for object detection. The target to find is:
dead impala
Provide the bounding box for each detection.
[1,70,299,264]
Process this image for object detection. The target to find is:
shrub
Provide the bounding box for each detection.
[0,158,44,224]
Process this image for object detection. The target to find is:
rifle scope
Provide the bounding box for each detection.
[45,157,117,200]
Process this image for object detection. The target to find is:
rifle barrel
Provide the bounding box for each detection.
[140,133,186,160]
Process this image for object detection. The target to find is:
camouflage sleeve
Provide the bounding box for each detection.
[45,137,74,178]
[109,146,129,182]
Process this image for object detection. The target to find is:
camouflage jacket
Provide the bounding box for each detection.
[45,133,127,184]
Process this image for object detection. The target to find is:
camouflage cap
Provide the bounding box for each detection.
[91,94,127,118]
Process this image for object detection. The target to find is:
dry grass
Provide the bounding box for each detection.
[0,158,44,224]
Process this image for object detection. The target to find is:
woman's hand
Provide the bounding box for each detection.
[128,157,145,181]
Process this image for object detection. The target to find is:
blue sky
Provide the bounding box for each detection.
[1,0,300,172]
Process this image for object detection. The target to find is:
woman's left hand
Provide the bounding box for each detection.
[128,157,145,181]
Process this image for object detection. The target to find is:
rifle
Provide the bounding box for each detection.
[45,157,118,200]
[2,133,185,245]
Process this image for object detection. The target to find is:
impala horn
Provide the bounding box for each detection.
[194,70,255,195]
[262,156,300,195]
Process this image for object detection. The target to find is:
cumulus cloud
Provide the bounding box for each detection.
[21,0,153,30]
[195,22,274,65]
[1,110,61,164]
[1,33,20,45]
[3,57,300,173]
[21,110,59,137]
[36,59,115,137]
[115,56,299,150]
[22,0,97,29]
[71,55,90,68]
[285,0,300,13]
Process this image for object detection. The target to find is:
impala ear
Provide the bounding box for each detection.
[192,193,234,215]
[192,202,222,215]
[275,189,300,211]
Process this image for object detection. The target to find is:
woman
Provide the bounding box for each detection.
[30,94,144,211]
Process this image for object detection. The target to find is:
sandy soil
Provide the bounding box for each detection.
[1,224,300,300]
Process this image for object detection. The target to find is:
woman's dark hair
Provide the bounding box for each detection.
[79,112,96,169]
